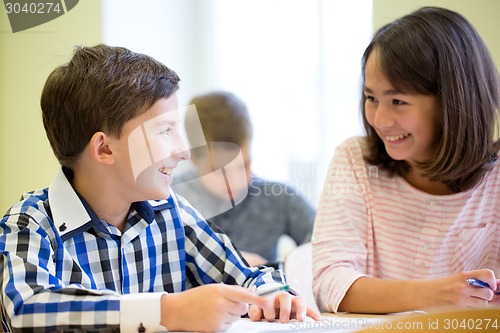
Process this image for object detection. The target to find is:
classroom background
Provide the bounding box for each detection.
[1,0,499,215]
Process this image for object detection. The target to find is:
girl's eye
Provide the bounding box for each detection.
[365,95,377,103]
[392,99,407,106]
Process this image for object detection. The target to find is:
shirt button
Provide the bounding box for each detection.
[418,261,429,268]
[428,201,437,210]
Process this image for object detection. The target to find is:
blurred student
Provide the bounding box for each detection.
[174,91,315,266]
[0,45,320,332]
[313,6,500,314]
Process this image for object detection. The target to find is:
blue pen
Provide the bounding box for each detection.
[467,278,500,294]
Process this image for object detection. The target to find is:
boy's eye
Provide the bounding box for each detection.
[159,128,172,135]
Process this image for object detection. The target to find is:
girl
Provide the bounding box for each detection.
[313,7,500,313]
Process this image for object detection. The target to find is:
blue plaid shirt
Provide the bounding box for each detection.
[0,169,285,332]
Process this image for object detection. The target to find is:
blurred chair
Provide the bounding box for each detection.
[284,242,319,312]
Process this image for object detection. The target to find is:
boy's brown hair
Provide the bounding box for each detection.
[185,91,253,157]
[41,44,180,168]
[361,7,500,192]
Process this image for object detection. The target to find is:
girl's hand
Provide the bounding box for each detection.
[425,269,497,308]
[488,278,500,306]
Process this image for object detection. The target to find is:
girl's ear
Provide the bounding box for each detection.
[89,132,114,165]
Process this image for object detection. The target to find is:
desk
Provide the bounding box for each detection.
[355,308,500,333]
[214,313,398,333]
[210,308,500,333]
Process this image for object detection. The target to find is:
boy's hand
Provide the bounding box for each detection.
[247,291,322,323]
[161,284,272,332]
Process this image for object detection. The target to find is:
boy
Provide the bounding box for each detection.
[173,91,315,266]
[0,45,320,332]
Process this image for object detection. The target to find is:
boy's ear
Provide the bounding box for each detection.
[89,132,114,165]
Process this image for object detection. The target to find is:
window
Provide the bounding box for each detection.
[103,0,372,206]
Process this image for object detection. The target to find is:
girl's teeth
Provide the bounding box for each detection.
[386,134,409,142]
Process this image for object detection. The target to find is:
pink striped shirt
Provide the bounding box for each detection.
[312,136,500,312]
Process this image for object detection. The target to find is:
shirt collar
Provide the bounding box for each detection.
[49,168,173,240]
[49,168,91,239]
[143,199,172,217]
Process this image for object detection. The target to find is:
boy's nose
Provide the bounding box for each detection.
[172,148,191,161]
[172,136,191,161]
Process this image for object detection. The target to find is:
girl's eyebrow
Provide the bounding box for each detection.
[363,86,403,96]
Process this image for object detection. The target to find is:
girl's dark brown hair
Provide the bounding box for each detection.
[41,44,180,168]
[361,7,500,192]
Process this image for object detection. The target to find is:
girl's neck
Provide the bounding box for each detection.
[403,169,455,195]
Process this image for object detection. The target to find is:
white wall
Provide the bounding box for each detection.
[102,0,215,107]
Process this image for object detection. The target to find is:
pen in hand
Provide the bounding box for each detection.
[466,278,500,295]
[256,284,290,296]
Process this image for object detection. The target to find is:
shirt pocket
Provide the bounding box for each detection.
[452,223,498,272]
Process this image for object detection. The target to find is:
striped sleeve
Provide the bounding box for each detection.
[312,137,371,312]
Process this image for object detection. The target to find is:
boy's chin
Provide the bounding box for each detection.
[135,172,173,200]
[141,187,172,201]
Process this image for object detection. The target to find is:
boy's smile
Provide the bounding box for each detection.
[158,166,173,176]
[112,94,191,202]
